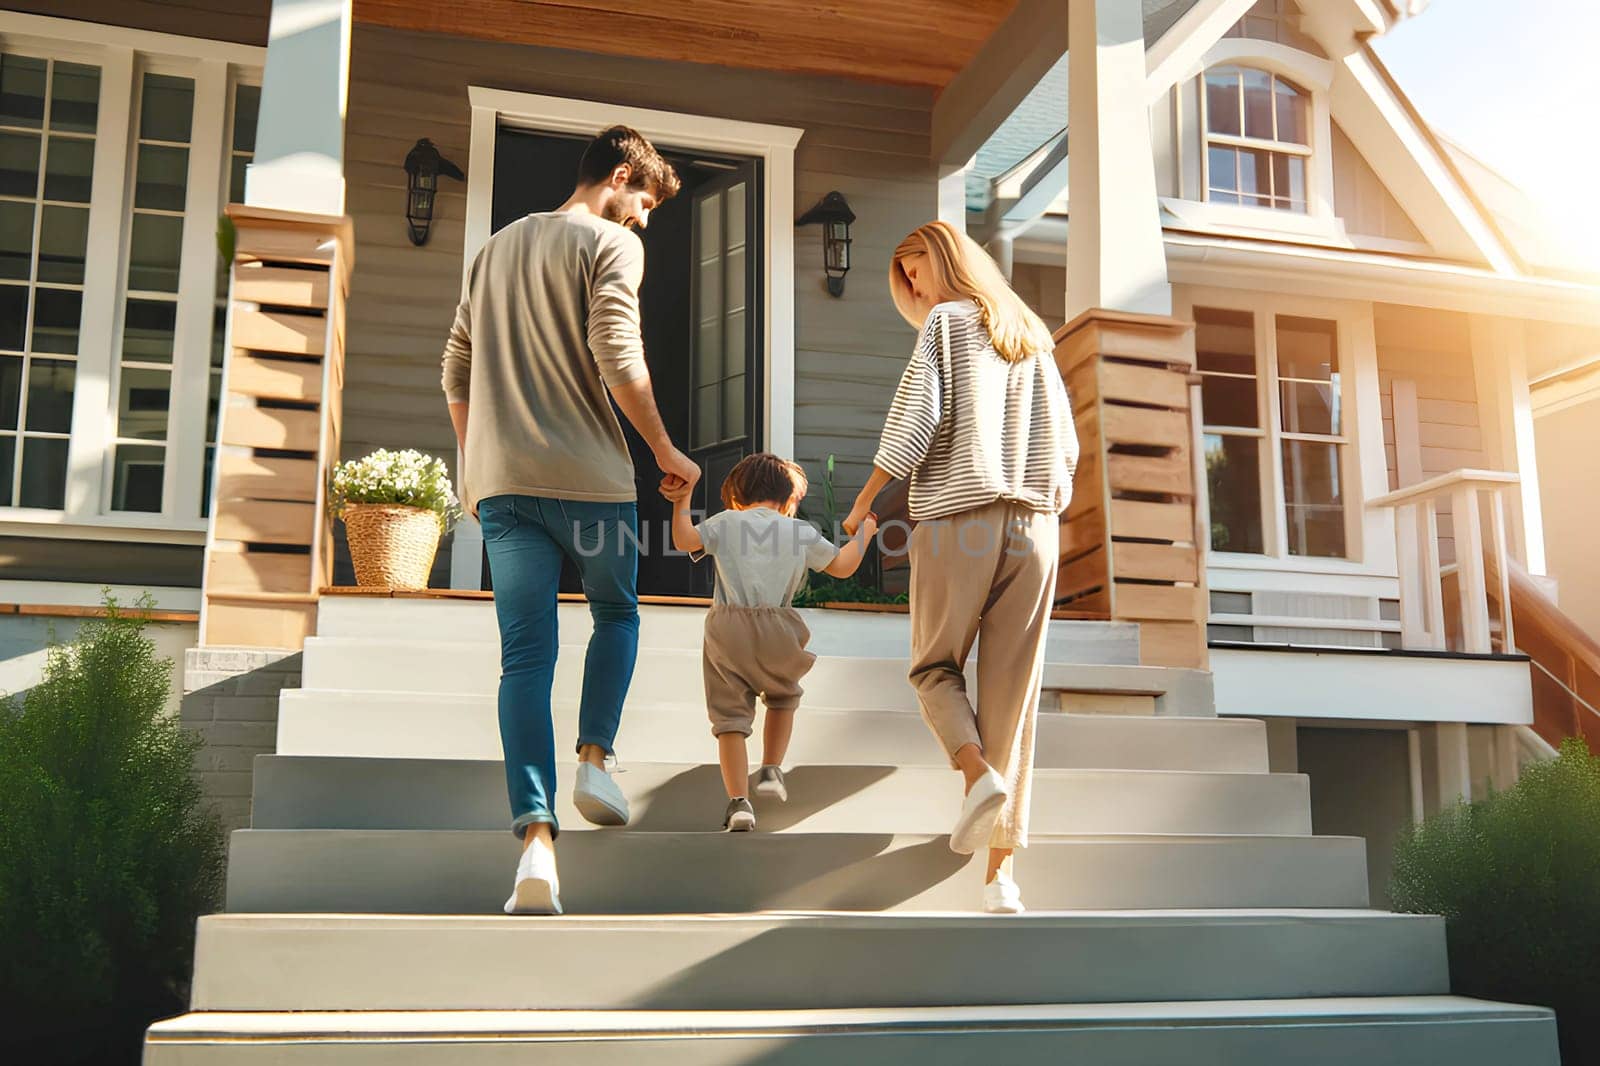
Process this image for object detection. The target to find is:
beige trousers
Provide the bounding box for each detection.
[908,499,1059,849]
[702,604,816,737]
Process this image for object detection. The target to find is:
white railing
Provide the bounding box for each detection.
[1366,469,1520,654]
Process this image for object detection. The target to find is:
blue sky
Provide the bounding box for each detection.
[1372,0,1600,265]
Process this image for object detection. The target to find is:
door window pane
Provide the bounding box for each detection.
[0,200,33,279]
[49,63,100,134]
[112,443,165,512]
[18,434,66,508]
[722,374,745,440]
[1206,434,1264,553]
[42,135,93,202]
[694,384,717,445]
[1282,440,1345,557]
[30,288,80,354]
[0,131,40,196]
[25,358,73,431]
[139,75,194,143]
[37,205,88,284]
[0,55,46,129]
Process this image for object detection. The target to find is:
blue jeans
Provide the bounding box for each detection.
[478,494,640,839]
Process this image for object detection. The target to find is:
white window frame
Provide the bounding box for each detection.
[1178,286,1391,585]
[0,12,262,542]
[1169,38,1342,241]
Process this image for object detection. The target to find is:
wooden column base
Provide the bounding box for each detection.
[1054,309,1207,670]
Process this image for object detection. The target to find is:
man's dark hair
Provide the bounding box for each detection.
[576,125,681,203]
[721,453,808,512]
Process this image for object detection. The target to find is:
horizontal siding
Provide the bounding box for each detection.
[341,25,936,576]
[1375,306,1485,565]
[5,0,269,44]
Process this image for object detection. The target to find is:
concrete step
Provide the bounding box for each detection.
[313,597,1143,665]
[185,911,1446,1011]
[298,638,1214,714]
[224,830,1369,913]
[250,757,1312,836]
[275,690,1267,769]
[145,998,1559,1066]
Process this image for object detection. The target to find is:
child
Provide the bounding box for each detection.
[664,453,878,831]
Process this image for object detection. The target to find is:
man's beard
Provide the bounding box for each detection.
[601,196,636,228]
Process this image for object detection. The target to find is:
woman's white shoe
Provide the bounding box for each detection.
[950,768,1008,855]
[983,872,1025,914]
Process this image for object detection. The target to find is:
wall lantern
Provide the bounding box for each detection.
[403,138,464,246]
[796,191,855,297]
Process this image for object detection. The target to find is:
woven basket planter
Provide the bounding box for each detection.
[343,503,441,590]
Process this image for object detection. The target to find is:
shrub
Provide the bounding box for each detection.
[329,447,462,532]
[1390,738,1600,1063]
[0,598,226,1063]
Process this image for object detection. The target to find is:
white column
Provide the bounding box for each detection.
[987,234,1014,281]
[244,0,353,215]
[63,47,134,517]
[168,60,229,522]
[1469,314,1546,574]
[937,161,973,235]
[1066,0,1171,318]
[1434,721,1472,807]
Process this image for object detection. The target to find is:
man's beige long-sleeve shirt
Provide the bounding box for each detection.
[441,210,648,512]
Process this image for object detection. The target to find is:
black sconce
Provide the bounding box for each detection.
[403,138,464,246]
[796,191,855,297]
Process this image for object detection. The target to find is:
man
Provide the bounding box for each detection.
[441,126,698,915]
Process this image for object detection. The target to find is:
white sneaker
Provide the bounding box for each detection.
[983,872,1025,914]
[754,765,788,803]
[503,838,562,915]
[573,761,629,826]
[950,769,1007,855]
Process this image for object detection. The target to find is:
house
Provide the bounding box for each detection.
[0,0,1593,1059]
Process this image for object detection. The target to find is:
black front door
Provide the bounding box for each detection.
[486,127,763,597]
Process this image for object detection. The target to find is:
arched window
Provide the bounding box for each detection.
[1204,65,1309,212]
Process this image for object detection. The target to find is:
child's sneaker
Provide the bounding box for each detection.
[754,765,788,803]
[724,797,756,832]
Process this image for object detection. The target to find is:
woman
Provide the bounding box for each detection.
[844,221,1078,914]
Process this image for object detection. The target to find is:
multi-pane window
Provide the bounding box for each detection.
[203,81,260,517]
[0,55,98,508]
[110,73,194,513]
[1204,65,1310,212]
[1198,306,1347,559]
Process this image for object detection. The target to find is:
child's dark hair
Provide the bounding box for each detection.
[721,453,808,511]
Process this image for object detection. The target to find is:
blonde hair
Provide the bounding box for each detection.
[889,221,1054,363]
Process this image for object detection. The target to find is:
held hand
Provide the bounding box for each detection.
[659,476,693,504]
[842,502,871,537]
[655,445,700,493]
[858,512,879,542]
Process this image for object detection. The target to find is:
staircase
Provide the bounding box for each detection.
[145,597,1558,1063]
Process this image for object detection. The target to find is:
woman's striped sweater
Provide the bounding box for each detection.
[873,299,1079,521]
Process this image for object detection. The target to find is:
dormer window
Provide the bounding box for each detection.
[1204,65,1309,212]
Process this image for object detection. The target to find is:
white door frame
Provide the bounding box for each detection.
[451,86,803,589]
